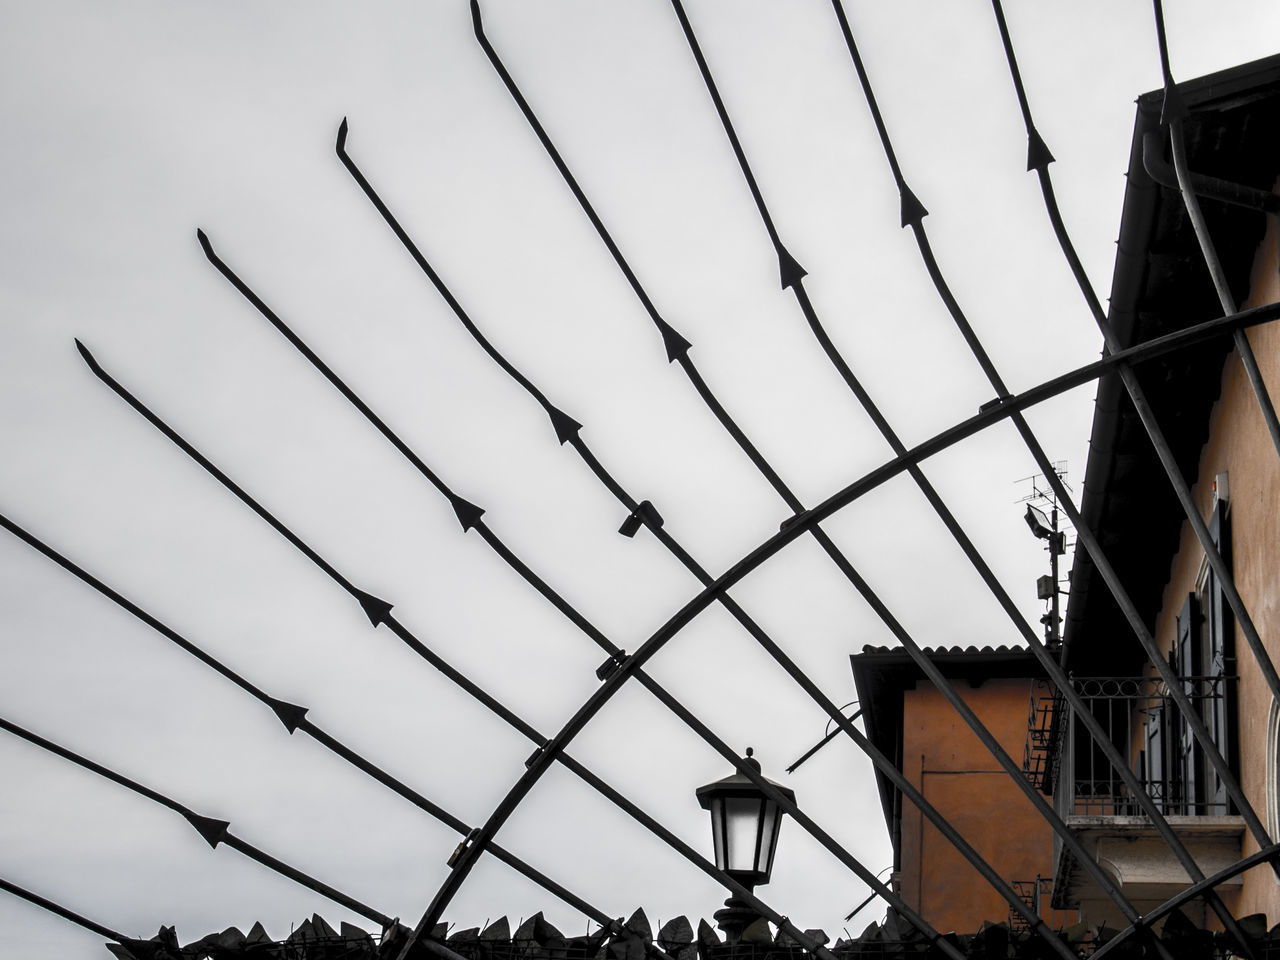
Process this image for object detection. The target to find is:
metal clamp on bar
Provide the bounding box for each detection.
[778,511,810,533]
[595,651,628,682]
[524,742,551,770]
[447,829,481,868]
[978,396,1007,414]
[618,500,663,538]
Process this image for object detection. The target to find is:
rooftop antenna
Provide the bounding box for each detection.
[1016,463,1071,652]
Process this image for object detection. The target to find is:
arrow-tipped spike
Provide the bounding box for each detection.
[1026,127,1055,172]
[547,407,582,445]
[355,590,394,627]
[195,227,213,259]
[470,0,484,37]
[899,184,928,228]
[655,319,691,363]
[267,698,309,734]
[336,117,349,154]
[777,246,808,291]
[74,339,103,375]
[450,496,485,532]
[182,811,230,849]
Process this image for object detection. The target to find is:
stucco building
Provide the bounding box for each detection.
[850,646,1069,933]
[1054,51,1280,928]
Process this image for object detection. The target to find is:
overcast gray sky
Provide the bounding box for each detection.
[4,2,1280,957]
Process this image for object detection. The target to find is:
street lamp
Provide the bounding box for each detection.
[696,748,795,940]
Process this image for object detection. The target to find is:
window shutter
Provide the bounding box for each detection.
[1145,705,1166,814]
[1207,499,1235,810]
[1175,593,1202,813]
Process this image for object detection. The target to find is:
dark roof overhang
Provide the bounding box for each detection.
[1063,53,1280,676]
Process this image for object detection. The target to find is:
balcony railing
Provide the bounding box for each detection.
[1053,675,1235,820]
[1023,678,1066,794]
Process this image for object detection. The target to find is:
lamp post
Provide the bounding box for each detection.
[696,748,795,941]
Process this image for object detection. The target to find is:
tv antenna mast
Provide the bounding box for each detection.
[1016,463,1073,652]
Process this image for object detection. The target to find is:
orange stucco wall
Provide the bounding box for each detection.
[898,677,1064,933]
[1150,196,1280,924]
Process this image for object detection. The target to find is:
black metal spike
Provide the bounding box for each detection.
[355,589,394,626]
[547,406,582,445]
[899,184,928,228]
[777,245,808,290]
[73,338,101,374]
[267,698,310,734]
[449,496,485,532]
[181,811,231,849]
[654,319,691,363]
[1026,126,1056,172]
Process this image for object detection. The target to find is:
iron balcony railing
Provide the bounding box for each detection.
[1055,676,1236,820]
[1024,678,1068,794]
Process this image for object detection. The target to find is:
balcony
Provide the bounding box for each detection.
[1038,676,1245,920]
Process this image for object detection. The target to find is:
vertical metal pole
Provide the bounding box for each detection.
[1048,508,1061,652]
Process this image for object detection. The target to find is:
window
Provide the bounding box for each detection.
[1142,498,1234,815]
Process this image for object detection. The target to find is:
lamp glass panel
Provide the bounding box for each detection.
[709,797,726,871]
[724,797,764,874]
[758,800,779,874]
